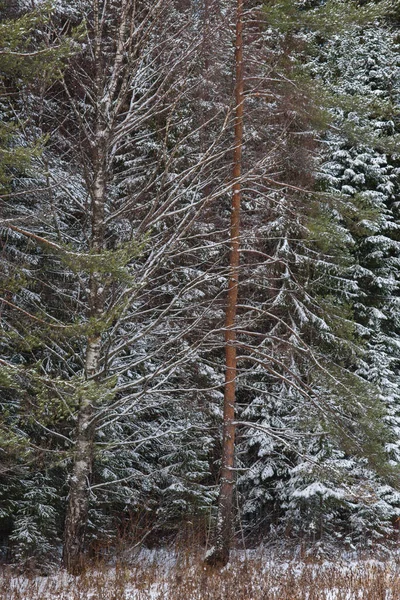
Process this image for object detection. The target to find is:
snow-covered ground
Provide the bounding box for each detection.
[2,550,399,599]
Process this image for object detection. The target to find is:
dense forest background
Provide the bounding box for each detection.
[2,0,400,574]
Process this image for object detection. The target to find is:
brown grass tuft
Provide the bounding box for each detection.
[1,551,400,599]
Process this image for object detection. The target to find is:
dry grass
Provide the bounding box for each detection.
[1,551,400,599]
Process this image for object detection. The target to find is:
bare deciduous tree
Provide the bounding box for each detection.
[1,0,233,574]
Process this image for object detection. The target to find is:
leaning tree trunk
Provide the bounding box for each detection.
[62,145,106,573]
[205,0,244,569]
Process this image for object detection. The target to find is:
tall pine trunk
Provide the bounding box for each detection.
[205,0,244,569]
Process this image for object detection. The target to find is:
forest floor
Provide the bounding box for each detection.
[1,549,400,599]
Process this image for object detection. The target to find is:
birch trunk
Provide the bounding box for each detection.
[205,0,244,569]
[61,370,95,574]
[62,1,108,566]
[62,146,106,572]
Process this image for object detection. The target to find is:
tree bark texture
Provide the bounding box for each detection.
[62,401,94,574]
[62,149,106,573]
[205,0,244,569]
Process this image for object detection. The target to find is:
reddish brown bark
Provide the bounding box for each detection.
[205,0,244,569]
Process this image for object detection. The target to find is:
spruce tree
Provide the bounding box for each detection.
[233,0,400,551]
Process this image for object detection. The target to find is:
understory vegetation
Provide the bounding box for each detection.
[3,552,400,599]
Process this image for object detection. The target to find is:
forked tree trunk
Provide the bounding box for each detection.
[205,0,244,569]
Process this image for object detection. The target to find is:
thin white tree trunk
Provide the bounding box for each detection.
[62,390,94,574]
[63,156,106,572]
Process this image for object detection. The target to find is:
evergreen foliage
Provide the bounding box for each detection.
[235,0,400,552]
[1,0,400,570]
